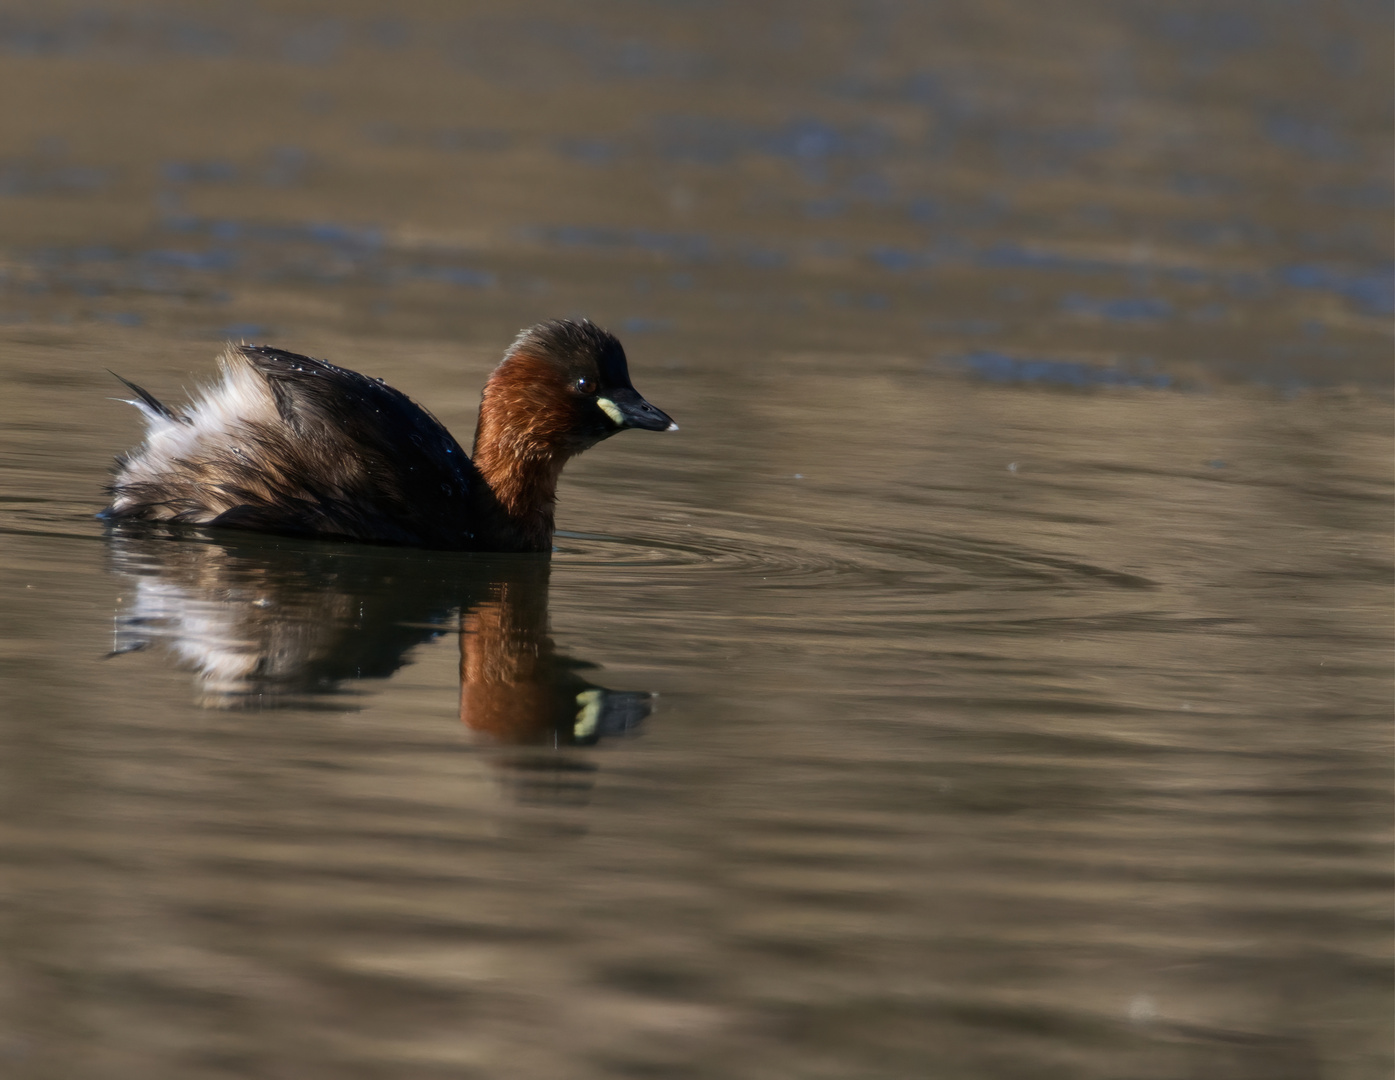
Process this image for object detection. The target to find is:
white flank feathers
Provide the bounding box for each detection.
[110,348,279,520]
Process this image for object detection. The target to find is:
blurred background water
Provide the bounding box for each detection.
[0,2,1390,1078]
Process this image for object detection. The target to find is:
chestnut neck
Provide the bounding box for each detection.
[468,356,573,553]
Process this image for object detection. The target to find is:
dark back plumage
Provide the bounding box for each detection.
[232,346,478,545]
[107,345,480,549]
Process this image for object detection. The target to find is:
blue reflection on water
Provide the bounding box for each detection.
[263,146,310,186]
[742,248,787,269]
[979,244,1113,273]
[94,311,142,327]
[163,217,384,252]
[161,160,237,184]
[221,323,269,340]
[142,248,238,272]
[1156,10,1262,53]
[622,317,673,334]
[556,138,622,165]
[405,266,497,289]
[652,116,892,165]
[1265,113,1353,162]
[0,161,110,196]
[1061,295,1174,322]
[952,350,1174,389]
[869,247,925,271]
[530,225,713,262]
[804,198,845,219]
[1281,264,1394,316]
[281,19,345,66]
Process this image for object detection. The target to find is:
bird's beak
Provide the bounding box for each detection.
[597,387,678,432]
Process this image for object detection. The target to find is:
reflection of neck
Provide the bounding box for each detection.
[459,561,558,743]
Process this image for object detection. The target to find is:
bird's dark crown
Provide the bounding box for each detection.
[502,318,632,390]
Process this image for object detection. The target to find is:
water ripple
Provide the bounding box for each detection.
[555,519,1155,592]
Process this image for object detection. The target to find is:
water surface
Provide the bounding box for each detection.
[0,2,1391,1077]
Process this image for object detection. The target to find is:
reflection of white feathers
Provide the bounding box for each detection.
[113,572,350,706]
[104,534,651,741]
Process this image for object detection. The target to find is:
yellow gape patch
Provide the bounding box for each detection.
[597,397,626,426]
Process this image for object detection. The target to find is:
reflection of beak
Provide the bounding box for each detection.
[598,388,678,432]
[573,688,653,744]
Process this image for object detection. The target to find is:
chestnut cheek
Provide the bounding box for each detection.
[537,397,598,455]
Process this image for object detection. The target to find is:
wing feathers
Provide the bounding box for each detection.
[109,370,184,424]
[104,345,478,549]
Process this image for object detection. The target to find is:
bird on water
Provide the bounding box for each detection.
[102,318,676,552]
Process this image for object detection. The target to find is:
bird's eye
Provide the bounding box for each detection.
[575,376,596,395]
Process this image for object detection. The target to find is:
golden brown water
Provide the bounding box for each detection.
[0,3,1391,1078]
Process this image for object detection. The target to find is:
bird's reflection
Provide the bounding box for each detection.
[104,526,652,750]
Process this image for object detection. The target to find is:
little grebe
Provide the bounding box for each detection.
[102,318,676,552]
